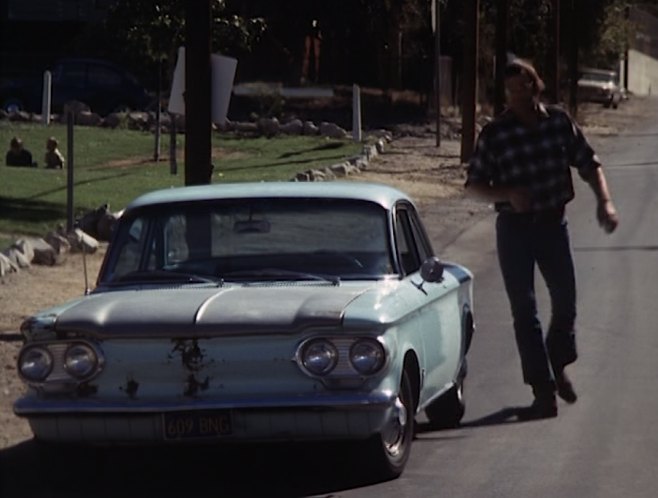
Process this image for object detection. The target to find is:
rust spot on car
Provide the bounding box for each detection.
[76,383,98,397]
[169,339,207,372]
[121,378,139,399]
[184,374,209,397]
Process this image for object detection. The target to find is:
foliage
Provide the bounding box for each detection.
[0,122,362,237]
[74,0,266,89]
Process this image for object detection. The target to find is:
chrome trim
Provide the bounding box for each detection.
[294,335,389,380]
[18,340,105,386]
[14,390,396,415]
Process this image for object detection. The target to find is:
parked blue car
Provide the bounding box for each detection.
[0,58,151,116]
[14,181,475,480]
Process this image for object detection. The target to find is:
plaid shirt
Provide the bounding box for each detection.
[466,104,601,212]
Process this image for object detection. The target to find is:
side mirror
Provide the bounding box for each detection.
[420,256,444,283]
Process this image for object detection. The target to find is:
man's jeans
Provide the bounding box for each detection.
[496,210,578,386]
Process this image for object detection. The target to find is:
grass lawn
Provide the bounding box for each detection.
[1,121,363,239]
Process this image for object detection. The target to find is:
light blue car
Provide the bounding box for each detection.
[14,181,475,480]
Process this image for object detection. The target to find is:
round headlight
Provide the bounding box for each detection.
[18,347,53,382]
[301,339,338,375]
[64,343,98,379]
[350,339,385,375]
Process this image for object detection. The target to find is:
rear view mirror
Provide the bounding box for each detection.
[233,220,271,234]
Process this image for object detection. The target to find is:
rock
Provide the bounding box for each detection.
[2,247,30,269]
[258,117,280,137]
[303,121,319,135]
[67,228,99,254]
[45,231,71,255]
[0,253,19,276]
[319,122,348,139]
[25,237,60,266]
[281,119,303,135]
[11,239,35,263]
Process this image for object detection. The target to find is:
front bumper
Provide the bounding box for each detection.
[14,391,398,444]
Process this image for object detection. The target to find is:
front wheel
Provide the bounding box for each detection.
[362,370,415,480]
[425,363,466,429]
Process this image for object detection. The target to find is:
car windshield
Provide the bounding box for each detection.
[100,198,393,284]
[581,72,617,83]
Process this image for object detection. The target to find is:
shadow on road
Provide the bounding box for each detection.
[0,438,392,497]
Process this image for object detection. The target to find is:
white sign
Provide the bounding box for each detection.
[168,46,238,125]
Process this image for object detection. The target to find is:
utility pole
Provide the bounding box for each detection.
[546,0,560,104]
[494,0,508,115]
[460,0,479,163]
[567,0,579,117]
[184,0,213,186]
[434,0,441,147]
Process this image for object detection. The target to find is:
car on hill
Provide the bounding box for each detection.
[0,58,151,116]
[577,67,623,108]
[14,181,475,480]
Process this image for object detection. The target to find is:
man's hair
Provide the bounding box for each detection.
[10,136,22,148]
[504,59,545,95]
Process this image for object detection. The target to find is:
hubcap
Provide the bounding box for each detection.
[382,395,408,456]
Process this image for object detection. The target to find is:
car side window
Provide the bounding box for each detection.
[56,62,86,87]
[89,65,122,88]
[394,206,422,275]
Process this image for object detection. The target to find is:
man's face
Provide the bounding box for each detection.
[504,73,535,110]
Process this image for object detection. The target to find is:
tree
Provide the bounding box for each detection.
[76,0,265,90]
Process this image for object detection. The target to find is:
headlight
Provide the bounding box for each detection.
[18,347,53,382]
[64,343,98,379]
[301,339,338,375]
[350,339,385,375]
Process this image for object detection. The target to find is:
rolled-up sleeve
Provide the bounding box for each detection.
[567,117,602,179]
[465,125,495,187]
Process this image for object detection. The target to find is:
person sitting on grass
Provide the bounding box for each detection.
[6,136,36,167]
[44,137,65,169]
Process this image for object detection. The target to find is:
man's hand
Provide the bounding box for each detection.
[597,199,619,233]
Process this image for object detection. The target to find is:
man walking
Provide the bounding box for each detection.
[465,59,619,420]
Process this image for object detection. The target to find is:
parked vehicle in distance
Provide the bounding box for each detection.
[14,181,475,480]
[0,58,151,116]
[577,67,623,109]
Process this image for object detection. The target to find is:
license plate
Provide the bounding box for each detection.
[163,410,232,440]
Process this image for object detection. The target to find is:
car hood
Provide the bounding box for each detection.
[49,285,372,338]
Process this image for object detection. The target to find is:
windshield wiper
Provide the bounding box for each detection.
[109,269,222,286]
[221,268,340,285]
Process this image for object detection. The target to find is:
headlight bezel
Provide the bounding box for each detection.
[17,346,54,382]
[298,338,339,376]
[17,340,104,386]
[295,335,388,380]
[349,338,386,375]
[64,342,100,380]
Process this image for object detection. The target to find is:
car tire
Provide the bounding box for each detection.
[363,370,415,480]
[424,363,466,429]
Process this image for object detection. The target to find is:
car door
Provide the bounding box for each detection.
[393,203,462,406]
[52,61,87,110]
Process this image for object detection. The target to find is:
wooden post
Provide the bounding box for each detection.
[434,0,441,147]
[460,0,479,163]
[494,0,508,115]
[66,112,74,232]
[184,0,212,186]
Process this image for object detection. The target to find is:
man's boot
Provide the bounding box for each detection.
[517,383,558,421]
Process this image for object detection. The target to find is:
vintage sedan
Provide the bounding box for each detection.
[14,181,474,479]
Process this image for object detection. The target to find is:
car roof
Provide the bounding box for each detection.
[124,181,415,213]
[579,67,617,76]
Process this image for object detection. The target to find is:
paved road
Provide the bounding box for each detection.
[2,99,658,497]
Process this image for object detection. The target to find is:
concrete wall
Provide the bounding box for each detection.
[626,49,658,96]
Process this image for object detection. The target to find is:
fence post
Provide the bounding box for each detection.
[352,84,362,142]
[42,70,52,126]
[66,112,74,232]
[169,113,178,175]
